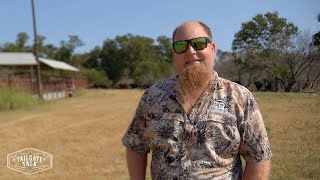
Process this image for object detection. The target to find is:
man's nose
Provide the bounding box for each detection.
[186,43,196,55]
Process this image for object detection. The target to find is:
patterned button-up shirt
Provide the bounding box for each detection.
[122,72,272,180]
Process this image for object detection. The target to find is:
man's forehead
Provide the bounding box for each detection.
[174,23,207,41]
[176,22,202,32]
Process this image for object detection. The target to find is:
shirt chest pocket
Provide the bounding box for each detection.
[207,111,237,127]
[200,112,240,155]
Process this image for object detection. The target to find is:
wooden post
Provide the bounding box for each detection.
[31,0,43,99]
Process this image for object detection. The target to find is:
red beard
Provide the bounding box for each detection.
[177,63,211,104]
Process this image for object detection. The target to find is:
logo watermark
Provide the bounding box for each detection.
[7,148,53,175]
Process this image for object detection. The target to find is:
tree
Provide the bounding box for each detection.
[214,50,253,85]
[233,12,299,51]
[100,39,121,84]
[156,36,173,63]
[232,11,300,91]
[133,60,161,87]
[36,34,48,57]
[16,32,29,51]
[99,34,175,87]
[1,43,20,52]
[313,13,320,46]
[56,35,84,63]
[116,34,156,73]
[0,32,177,88]
[42,44,58,59]
[83,46,102,69]
[101,34,158,85]
[292,32,320,91]
[1,32,32,52]
[82,68,111,87]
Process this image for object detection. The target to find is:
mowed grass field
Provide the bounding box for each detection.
[0,89,319,180]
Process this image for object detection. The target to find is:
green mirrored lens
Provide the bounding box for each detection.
[174,41,188,53]
[191,38,207,50]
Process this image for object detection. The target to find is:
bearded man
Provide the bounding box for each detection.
[122,21,272,180]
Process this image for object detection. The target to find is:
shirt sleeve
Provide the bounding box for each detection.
[122,90,150,154]
[239,92,272,162]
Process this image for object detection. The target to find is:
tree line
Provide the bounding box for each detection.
[216,12,320,92]
[0,32,174,88]
[1,11,319,91]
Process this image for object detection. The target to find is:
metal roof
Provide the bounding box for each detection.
[0,52,79,71]
[39,58,79,71]
[0,52,37,65]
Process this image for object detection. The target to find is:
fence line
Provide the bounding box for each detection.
[0,72,88,100]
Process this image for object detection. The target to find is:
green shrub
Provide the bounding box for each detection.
[81,68,112,86]
[0,88,41,111]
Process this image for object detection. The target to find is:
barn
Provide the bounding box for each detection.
[0,52,88,100]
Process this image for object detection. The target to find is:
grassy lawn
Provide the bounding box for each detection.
[0,90,319,179]
[254,92,320,179]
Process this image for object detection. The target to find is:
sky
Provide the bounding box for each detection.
[0,0,319,53]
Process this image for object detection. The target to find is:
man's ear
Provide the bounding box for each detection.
[211,42,216,61]
[210,42,216,52]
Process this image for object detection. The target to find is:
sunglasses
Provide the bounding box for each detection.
[172,37,211,54]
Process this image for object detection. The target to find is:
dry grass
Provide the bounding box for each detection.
[255,92,320,180]
[0,90,319,179]
[0,89,142,180]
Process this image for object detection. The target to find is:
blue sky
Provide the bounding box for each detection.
[0,0,319,53]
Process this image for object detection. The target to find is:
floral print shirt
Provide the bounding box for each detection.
[122,72,272,180]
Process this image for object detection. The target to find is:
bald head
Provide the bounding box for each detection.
[172,21,213,42]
